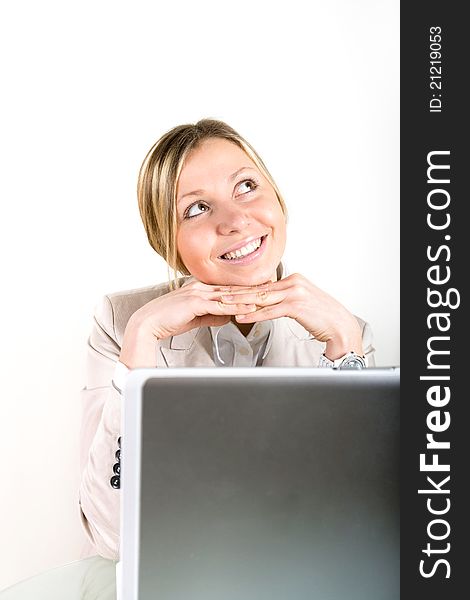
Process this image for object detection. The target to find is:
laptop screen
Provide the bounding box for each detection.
[121,368,399,600]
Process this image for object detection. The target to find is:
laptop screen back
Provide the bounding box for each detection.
[122,368,399,600]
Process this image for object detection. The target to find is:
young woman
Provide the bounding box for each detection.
[79,119,375,559]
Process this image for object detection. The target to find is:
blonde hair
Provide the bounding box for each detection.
[137,118,288,289]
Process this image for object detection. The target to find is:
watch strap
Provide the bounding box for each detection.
[318,351,367,369]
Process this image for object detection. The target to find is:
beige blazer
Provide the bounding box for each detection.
[78,277,375,560]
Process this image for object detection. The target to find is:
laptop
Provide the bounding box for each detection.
[119,367,399,600]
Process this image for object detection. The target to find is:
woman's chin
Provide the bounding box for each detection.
[216,268,278,287]
[192,257,280,287]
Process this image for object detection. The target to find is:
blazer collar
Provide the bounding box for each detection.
[159,327,215,367]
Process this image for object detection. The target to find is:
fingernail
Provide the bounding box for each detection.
[222,295,234,301]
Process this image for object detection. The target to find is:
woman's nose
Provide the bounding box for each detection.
[216,205,251,235]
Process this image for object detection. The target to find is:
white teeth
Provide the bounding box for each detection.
[221,237,263,260]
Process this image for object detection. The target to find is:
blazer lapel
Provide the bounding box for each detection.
[158,327,216,367]
[262,317,325,367]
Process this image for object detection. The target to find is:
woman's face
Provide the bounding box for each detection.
[176,138,287,286]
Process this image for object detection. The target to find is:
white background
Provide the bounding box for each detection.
[0,0,399,591]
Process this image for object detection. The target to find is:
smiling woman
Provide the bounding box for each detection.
[78,118,376,560]
[175,138,287,287]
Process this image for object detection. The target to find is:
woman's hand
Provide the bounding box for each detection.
[119,279,259,368]
[218,273,364,360]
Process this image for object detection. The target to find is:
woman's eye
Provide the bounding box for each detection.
[237,179,258,194]
[186,202,209,219]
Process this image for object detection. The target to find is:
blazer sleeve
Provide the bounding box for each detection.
[79,295,122,560]
[361,319,376,367]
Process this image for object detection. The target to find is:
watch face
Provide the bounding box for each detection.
[341,357,366,369]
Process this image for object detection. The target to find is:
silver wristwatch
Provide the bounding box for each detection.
[318,351,367,369]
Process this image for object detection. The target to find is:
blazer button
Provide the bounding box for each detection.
[113,462,121,475]
[118,436,121,448]
[110,475,120,489]
[115,449,121,462]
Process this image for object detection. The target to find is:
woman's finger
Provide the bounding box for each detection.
[216,276,300,295]
[219,289,286,306]
[214,282,271,293]
[209,300,258,315]
[234,303,289,323]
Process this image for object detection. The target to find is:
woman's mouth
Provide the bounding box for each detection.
[218,235,268,265]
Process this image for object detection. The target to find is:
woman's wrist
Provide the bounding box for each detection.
[324,320,363,361]
[119,315,159,369]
